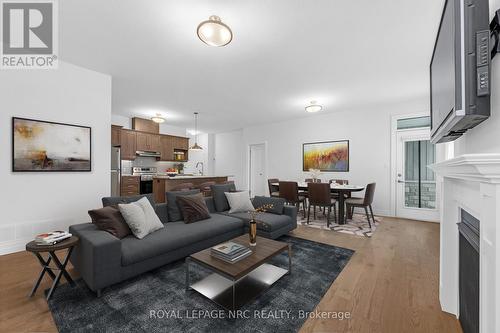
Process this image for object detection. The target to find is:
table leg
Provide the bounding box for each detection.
[338,194,346,225]
[185,257,191,291]
[287,243,292,274]
[46,247,74,301]
[29,254,54,297]
[50,249,75,286]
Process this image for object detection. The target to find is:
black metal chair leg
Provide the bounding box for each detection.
[307,204,311,224]
[313,205,316,220]
[326,206,330,228]
[364,207,372,229]
[369,205,375,223]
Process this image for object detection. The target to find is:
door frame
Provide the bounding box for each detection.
[390,112,440,222]
[247,142,268,197]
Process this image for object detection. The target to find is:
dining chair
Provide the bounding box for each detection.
[278,181,306,217]
[196,181,216,197]
[170,182,195,192]
[307,183,337,227]
[267,178,280,197]
[345,183,376,228]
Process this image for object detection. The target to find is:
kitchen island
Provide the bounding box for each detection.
[152,175,231,203]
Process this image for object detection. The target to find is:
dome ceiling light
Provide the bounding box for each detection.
[151,113,165,123]
[197,15,233,47]
[305,101,323,113]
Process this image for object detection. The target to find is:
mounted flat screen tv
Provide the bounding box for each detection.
[430,0,491,143]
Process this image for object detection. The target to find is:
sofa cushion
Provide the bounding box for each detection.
[118,197,164,239]
[225,191,254,214]
[225,212,292,232]
[176,193,211,224]
[211,183,236,212]
[88,205,131,239]
[166,189,200,221]
[252,196,285,214]
[120,214,244,265]
[102,194,155,208]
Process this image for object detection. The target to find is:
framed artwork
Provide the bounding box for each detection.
[302,140,349,172]
[12,117,91,172]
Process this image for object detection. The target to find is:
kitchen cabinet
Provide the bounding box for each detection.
[132,117,159,134]
[160,135,174,161]
[153,178,166,203]
[173,136,189,150]
[136,132,160,152]
[111,125,122,147]
[121,176,139,196]
[121,129,137,160]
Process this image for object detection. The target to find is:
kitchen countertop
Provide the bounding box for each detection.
[153,175,233,180]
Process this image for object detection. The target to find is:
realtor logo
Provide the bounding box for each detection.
[1,0,58,69]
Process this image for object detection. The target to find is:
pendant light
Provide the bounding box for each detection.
[189,112,203,151]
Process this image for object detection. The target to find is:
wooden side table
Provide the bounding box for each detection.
[25,236,79,301]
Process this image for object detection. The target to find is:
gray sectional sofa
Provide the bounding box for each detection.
[69,192,297,295]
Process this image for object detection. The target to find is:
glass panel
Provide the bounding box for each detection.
[397,116,431,130]
[404,140,436,209]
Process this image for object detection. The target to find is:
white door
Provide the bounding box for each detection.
[396,129,439,222]
[249,144,266,197]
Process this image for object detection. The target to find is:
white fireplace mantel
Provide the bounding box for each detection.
[429,153,500,333]
[429,153,500,183]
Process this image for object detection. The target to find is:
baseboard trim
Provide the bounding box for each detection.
[0,238,31,256]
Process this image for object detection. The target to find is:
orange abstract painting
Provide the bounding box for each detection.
[303,140,349,172]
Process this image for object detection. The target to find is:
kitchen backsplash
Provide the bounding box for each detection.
[121,157,199,175]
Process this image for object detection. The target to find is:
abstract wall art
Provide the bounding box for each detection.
[303,140,349,172]
[12,117,91,172]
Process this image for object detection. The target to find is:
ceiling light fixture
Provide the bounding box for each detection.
[151,113,165,123]
[197,15,233,47]
[305,101,323,113]
[189,112,203,151]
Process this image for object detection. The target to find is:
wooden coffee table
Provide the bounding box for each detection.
[185,235,291,310]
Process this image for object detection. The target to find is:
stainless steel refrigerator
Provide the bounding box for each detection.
[111,147,121,196]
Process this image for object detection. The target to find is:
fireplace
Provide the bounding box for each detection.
[458,210,479,333]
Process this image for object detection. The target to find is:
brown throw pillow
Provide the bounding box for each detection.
[88,205,131,239]
[176,193,211,224]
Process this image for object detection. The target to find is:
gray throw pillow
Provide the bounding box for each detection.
[210,183,236,212]
[252,196,285,215]
[225,191,254,213]
[118,197,164,239]
[166,189,200,221]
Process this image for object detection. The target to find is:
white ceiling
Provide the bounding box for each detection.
[59,0,444,133]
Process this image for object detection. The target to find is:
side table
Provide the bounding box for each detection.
[25,236,79,301]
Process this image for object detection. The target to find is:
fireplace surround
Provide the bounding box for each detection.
[430,154,500,333]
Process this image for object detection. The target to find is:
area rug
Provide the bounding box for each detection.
[47,236,354,333]
[298,212,381,237]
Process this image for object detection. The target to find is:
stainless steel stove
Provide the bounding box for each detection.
[132,167,157,194]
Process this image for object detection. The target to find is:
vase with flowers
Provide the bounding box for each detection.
[309,168,321,182]
[248,204,273,246]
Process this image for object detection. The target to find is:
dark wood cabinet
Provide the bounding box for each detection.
[121,176,139,196]
[136,132,161,152]
[160,135,174,161]
[121,129,137,160]
[132,117,159,133]
[111,125,122,147]
[153,178,166,203]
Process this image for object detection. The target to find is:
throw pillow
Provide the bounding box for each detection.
[211,183,236,212]
[118,197,164,239]
[176,193,211,224]
[88,205,131,239]
[252,196,285,215]
[225,191,255,214]
[166,189,201,221]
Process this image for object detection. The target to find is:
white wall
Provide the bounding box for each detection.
[455,0,500,154]
[214,130,245,189]
[0,62,112,254]
[215,99,428,216]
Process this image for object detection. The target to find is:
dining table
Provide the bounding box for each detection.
[271,182,365,225]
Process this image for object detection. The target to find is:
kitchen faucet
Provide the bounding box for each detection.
[195,162,204,176]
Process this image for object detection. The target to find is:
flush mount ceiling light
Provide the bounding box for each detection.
[305,101,323,113]
[197,15,233,47]
[151,113,165,123]
[189,112,203,151]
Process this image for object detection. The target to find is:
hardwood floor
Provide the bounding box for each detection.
[0,217,462,333]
